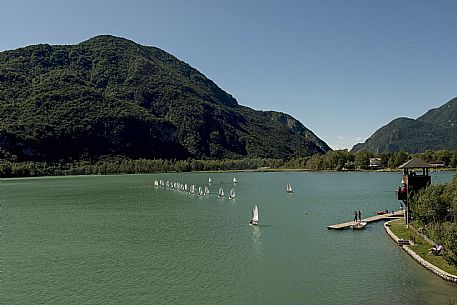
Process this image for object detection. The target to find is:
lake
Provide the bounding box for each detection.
[2,171,457,304]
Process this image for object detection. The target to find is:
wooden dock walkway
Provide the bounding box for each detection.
[327,210,404,230]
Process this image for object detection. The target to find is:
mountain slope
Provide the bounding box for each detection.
[0,35,330,161]
[351,97,457,153]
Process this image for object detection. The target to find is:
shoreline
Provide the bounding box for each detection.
[384,220,457,283]
[1,167,455,179]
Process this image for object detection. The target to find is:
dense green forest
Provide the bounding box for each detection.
[410,175,457,267]
[0,157,283,177]
[1,148,456,178]
[0,35,330,162]
[352,97,457,153]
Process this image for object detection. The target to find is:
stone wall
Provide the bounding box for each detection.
[384,220,457,284]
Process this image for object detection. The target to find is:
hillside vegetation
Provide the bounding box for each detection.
[410,174,457,268]
[0,35,330,162]
[352,97,457,153]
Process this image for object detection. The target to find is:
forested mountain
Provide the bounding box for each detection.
[351,97,457,153]
[0,35,330,161]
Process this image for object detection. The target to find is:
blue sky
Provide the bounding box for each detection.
[1,0,456,150]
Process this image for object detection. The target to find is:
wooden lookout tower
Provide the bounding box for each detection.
[396,157,432,226]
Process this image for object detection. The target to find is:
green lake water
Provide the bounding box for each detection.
[2,171,457,304]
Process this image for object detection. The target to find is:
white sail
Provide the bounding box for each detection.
[218,187,224,197]
[198,186,203,196]
[204,186,210,195]
[233,177,237,184]
[190,185,195,194]
[286,184,293,193]
[252,205,259,222]
[229,188,236,199]
[208,177,212,184]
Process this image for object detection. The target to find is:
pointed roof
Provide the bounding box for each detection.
[398,157,432,169]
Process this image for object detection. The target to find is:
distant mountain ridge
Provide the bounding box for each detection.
[351,97,457,153]
[0,35,331,161]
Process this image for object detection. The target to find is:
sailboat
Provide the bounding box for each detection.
[228,188,236,199]
[204,186,210,195]
[218,187,224,198]
[198,186,203,196]
[208,177,212,184]
[249,205,259,225]
[233,177,237,184]
[286,184,293,193]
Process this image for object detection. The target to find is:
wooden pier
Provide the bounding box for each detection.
[327,210,404,230]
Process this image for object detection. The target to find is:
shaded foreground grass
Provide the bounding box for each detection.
[389,219,457,276]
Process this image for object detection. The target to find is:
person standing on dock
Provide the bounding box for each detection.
[354,210,358,222]
[358,210,361,221]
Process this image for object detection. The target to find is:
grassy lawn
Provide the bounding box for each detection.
[389,219,410,240]
[388,219,457,276]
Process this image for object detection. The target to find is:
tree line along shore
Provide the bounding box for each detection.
[1,148,457,178]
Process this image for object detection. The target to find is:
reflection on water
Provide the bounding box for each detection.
[251,225,261,254]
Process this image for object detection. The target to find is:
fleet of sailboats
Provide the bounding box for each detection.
[153,178,240,199]
[153,178,265,227]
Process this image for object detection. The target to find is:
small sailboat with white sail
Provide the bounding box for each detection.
[228,188,236,200]
[204,186,210,195]
[249,205,259,225]
[198,186,203,196]
[233,177,237,184]
[218,187,224,198]
[208,177,212,185]
[286,184,293,193]
[189,184,195,194]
